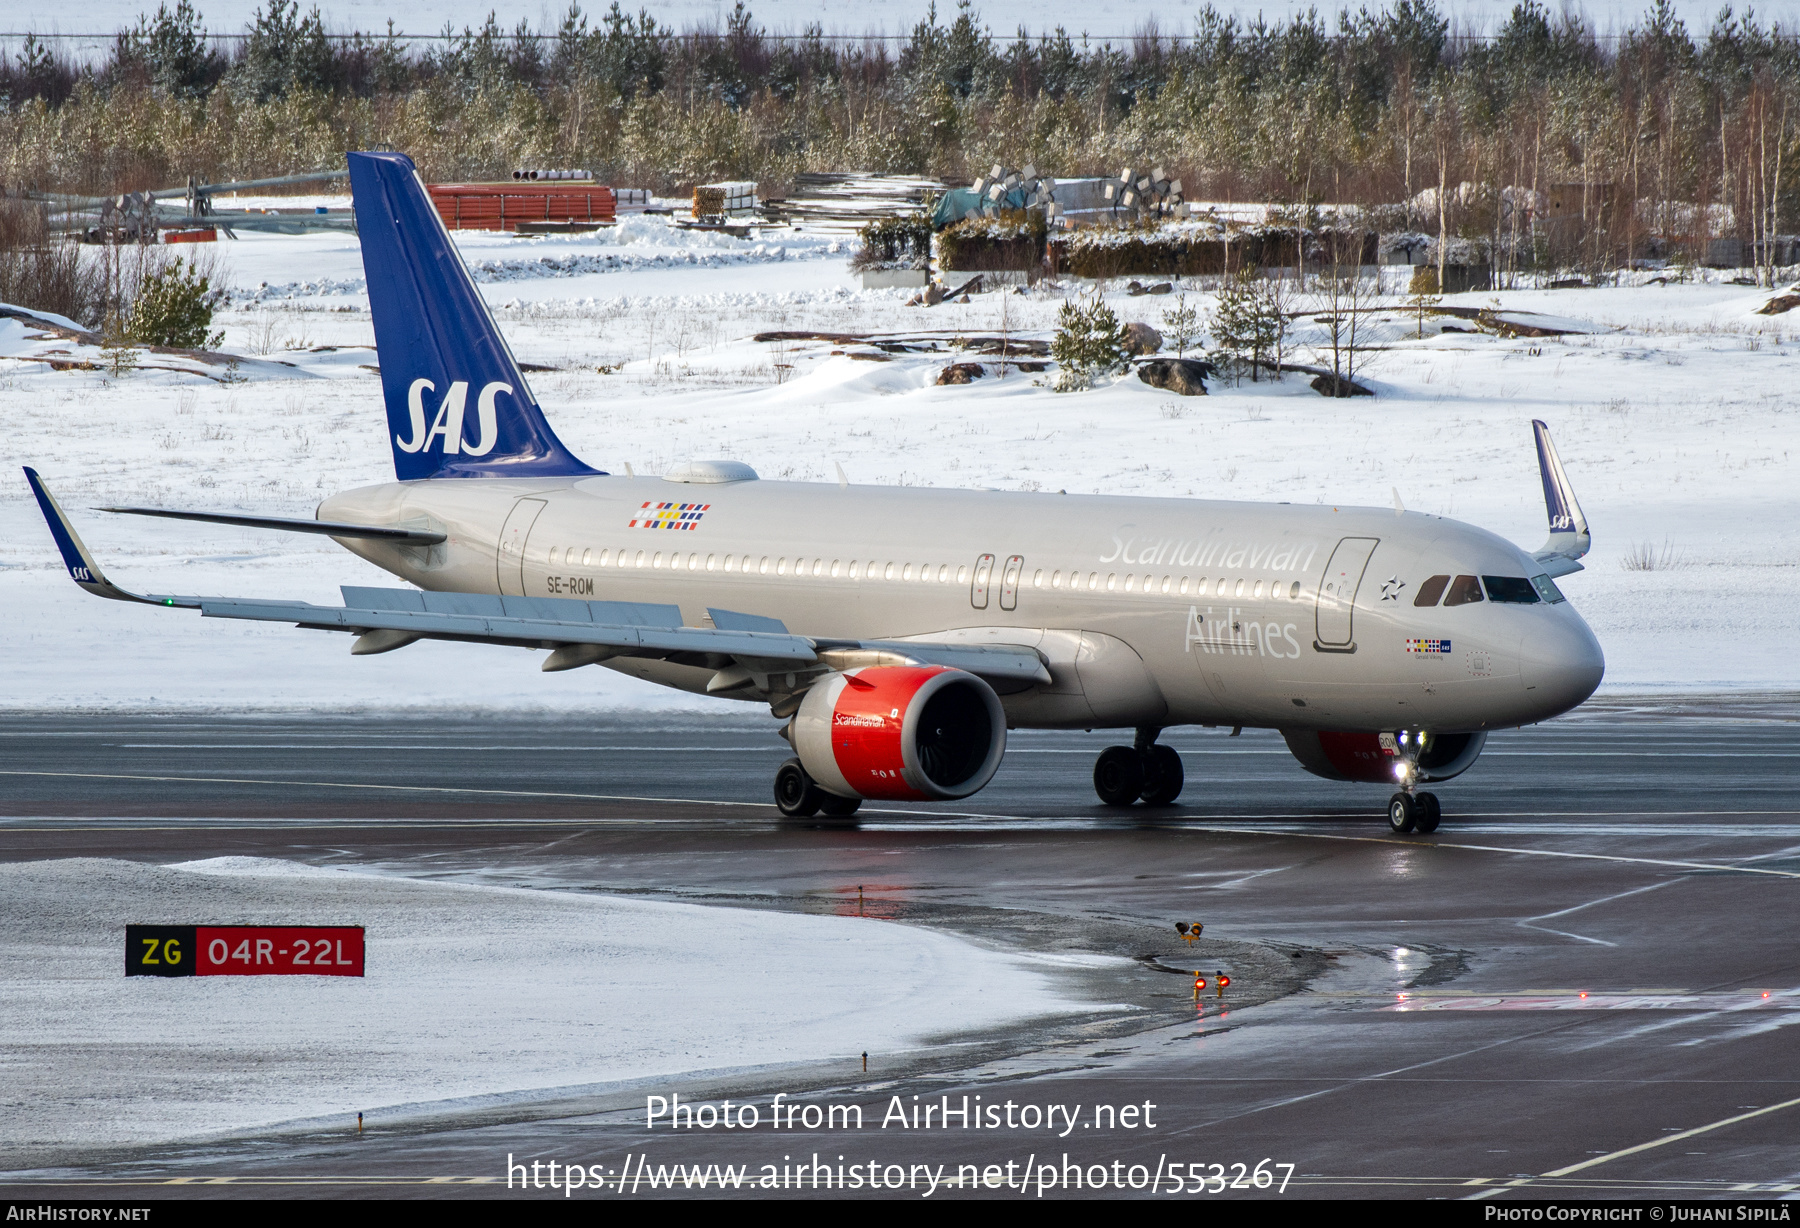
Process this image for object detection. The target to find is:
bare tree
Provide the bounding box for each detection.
[1310,237,1379,396]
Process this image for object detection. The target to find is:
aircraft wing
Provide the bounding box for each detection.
[24,468,1049,694]
[1529,420,1591,577]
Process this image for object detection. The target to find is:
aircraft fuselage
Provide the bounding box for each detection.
[321,475,1605,735]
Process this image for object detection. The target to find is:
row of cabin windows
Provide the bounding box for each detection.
[541,543,1313,601]
[1033,571,1305,600]
[1414,573,1565,607]
[545,547,971,581]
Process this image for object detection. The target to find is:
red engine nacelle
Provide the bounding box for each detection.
[792,666,1007,801]
[1282,730,1488,784]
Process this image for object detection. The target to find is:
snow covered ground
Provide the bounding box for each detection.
[0,856,1107,1153]
[2,215,1796,708]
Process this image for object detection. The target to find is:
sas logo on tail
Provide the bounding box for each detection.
[394,379,514,455]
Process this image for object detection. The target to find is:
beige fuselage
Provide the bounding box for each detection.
[321,475,1605,734]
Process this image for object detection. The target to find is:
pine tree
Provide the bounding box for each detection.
[127,258,225,350]
[1208,268,1282,382]
[1160,292,1202,357]
[1051,292,1128,391]
[1406,266,1441,338]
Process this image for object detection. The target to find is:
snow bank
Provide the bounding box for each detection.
[0,857,1105,1150]
[2,231,1796,705]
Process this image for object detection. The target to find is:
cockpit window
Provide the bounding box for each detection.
[1531,574,1566,604]
[1482,576,1541,604]
[1442,574,1484,606]
[1414,574,1451,607]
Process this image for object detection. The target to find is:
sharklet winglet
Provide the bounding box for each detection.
[1530,420,1592,576]
[22,467,200,607]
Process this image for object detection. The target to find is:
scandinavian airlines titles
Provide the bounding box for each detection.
[1102,534,1320,572]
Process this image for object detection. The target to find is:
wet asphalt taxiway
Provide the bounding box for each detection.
[1,695,1797,1200]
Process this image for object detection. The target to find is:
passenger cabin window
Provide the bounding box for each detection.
[1414,574,1451,607]
[1482,576,1542,604]
[1443,575,1484,606]
[1531,574,1566,604]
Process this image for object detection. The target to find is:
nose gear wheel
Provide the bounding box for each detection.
[1413,791,1441,833]
[1387,792,1417,833]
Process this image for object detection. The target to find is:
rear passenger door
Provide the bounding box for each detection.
[497,498,546,596]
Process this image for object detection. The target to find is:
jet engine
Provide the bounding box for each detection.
[790,666,1007,801]
[1281,730,1487,785]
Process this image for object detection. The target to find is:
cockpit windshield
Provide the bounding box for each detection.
[1482,576,1541,604]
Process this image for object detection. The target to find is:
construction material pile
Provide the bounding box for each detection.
[761,174,944,231]
[694,181,758,222]
[427,182,617,232]
[1103,166,1185,221]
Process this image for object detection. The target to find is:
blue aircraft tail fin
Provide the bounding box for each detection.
[346,151,599,481]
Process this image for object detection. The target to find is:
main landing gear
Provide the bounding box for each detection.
[774,758,862,818]
[1094,728,1184,807]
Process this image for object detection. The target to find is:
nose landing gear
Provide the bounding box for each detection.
[1387,789,1440,834]
[1386,730,1441,834]
[1094,728,1185,807]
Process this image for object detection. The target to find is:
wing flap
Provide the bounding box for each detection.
[817,641,1051,685]
[199,593,820,661]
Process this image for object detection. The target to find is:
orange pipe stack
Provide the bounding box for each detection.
[427,183,618,232]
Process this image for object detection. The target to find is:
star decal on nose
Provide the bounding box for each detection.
[1380,576,1406,602]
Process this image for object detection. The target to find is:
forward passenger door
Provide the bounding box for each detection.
[1315,537,1378,650]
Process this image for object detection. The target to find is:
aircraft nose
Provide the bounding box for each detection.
[1519,612,1605,716]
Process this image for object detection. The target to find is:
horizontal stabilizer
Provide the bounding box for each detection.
[102,506,446,544]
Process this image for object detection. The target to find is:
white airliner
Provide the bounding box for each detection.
[25,151,1604,833]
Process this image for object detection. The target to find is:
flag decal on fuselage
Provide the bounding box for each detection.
[629,501,710,530]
